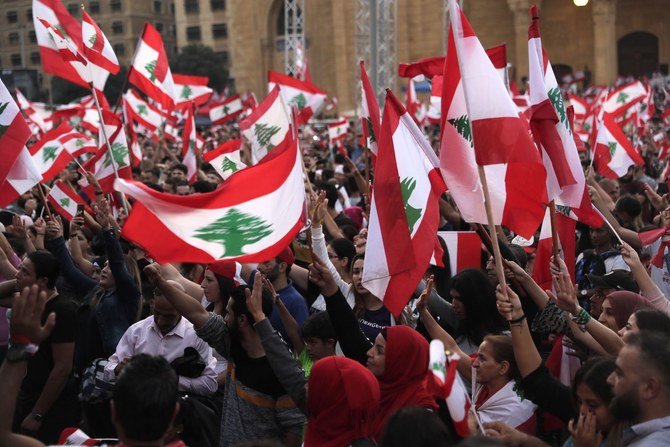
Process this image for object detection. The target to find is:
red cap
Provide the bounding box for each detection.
[277,247,295,266]
[208,260,239,285]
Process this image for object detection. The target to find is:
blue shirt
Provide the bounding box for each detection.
[249,272,308,342]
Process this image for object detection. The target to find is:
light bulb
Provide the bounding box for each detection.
[573,0,589,6]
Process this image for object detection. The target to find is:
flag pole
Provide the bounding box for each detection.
[36,184,54,221]
[548,201,560,260]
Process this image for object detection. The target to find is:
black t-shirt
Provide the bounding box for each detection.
[21,293,78,394]
[230,339,286,398]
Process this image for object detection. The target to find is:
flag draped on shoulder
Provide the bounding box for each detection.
[128,23,176,110]
[209,94,244,125]
[173,74,213,107]
[115,135,306,264]
[440,3,546,239]
[48,180,90,221]
[362,90,447,316]
[238,86,291,164]
[203,139,246,180]
[82,9,119,75]
[268,70,326,125]
[594,113,644,179]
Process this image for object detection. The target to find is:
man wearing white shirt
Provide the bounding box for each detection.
[105,282,217,396]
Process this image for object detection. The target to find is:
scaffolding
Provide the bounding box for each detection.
[284,0,305,78]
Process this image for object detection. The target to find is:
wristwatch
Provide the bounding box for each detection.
[6,342,39,363]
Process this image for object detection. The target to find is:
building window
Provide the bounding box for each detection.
[186,26,201,41]
[168,24,176,36]
[9,32,19,45]
[30,52,40,64]
[112,21,123,34]
[170,2,174,14]
[110,0,122,12]
[67,3,79,16]
[113,43,125,55]
[184,0,199,14]
[11,54,21,66]
[28,30,36,43]
[89,1,100,13]
[25,8,32,21]
[212,23,227,39]
[210,0,225,10]
[7,11,18,24]
[155,22,163,32]
[153,1,162,13]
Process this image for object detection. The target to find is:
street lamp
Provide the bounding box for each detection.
[573,0,589,6]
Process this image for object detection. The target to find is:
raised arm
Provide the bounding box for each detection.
[0,233,18,278]
[45,218,97,296]
[505,260,550,310]
[157,262,204,299]
[621,242,670,315]
[263,276,303,353]
[589,186,642,249]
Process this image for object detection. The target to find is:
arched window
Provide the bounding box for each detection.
[618,32,658,77]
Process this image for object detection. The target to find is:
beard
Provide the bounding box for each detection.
[610,386,641,421]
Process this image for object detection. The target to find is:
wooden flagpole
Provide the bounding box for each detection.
[36,184,54,221]
[548,201,560,261]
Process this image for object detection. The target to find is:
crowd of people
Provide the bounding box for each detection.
[1,70,670,447]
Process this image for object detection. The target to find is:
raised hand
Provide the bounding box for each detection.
[495,284,523,321]
[308,254,339,296]
[45,215,64,240]
[92,198,111,229]
[246,271,265,322]
[568,411,603,447]
[143,263,164,286]
[620,241,642,270]
[416,275,433,314]
[548,258,579,315]
[11,285,56,345]
[9,214,27,239]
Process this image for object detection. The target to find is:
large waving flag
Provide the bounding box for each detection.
[593,113,644,179]
[82,9,119,75]
[239,86,291,164]
[268,70,326,125]
[440,9,546,239]
[123,89,165,131]
[115,135,306,264]
[48,180,91,221]
[128,22,176,110]
[360,61,381,157]
[203,139,247,180]
[602,81,647,117]
[527,6,584,209]
[29,123,95,182]
[173,74,213,107]
[362,90,447,316]
[209,94,244,125]
[0,78,32,184]
[0,148,43,208]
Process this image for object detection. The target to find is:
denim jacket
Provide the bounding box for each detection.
[48,230,140,372]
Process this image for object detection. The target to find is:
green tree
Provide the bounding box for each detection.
[170,44,229,93]
[400,177,422,234]
[288,93,307,109]
[193,208,273,257]
[103,142,129,169]
[254,122,281,150]
[42,146,59,163]
[88,33,97,46]
[75,139,85,148]
[145,59,158,82]
[616,92,629,104]
[180,85,192,99]
[548,87,569,130]
[608,141,617,157]
[365,118,376,144]
[60,197,71,208]
[137,104,148,116]
[448,115,473,147]
[221,157,239,174]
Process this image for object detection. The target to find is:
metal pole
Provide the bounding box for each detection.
[370,0,378,101]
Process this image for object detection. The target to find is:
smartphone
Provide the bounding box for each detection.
[75,204,85,219]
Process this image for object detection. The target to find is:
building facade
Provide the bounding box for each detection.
[173,0,230,69]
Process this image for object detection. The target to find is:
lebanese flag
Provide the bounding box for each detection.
[48,180,90,221]
[360,61,381,157]
[429,340,471,437]
[29,123,95,182]
[398,56,444,79]
[173,74,213,107]
[435,231,482,275]
[426,75,443,124]
[128,22,176,110]
[80,107,102,134]
[486,43,508,88]
[239,86,291,164]
[203,139,247,180]
[568,94,589,121]
[531,207,576,291]
[114,135,306,264]
[0,147,43,208]
[362,90,447,316]
[448,0,538,166]
[527,6,584,208]
[602,81,647,117]
[440,18,547,239]
[593,113,644,179]
[328,117,348,145]
[268,70,326,125]
[0,78,32,185]
[406,77,421,122]
[163,121,180,142]
[15,89,50,133]
[82,9,119,75]
[123,89,165,131]
[182,104,200,183]
[83,110,132,193]
[209,95,244,125]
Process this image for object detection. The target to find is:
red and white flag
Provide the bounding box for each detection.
[360,61,381,157]
[328,117,348,146]
[82,9,119,75]
[531,207,576,291]
[486,43,508,89]
[435,231,482,275]
[440,7,546,239]
[362,90,447,316]
[0,78,33,186]
[48,180,90,221]
[527,6,585,209]
[128,23,176,111]
[15,89,51,133]
[0,148,43,208]
[209,94,244,125]
[406,77,421,122]
[398,56,444,79]
[123,89,165,131]
[268,70,326,125]
[426,75,443,124]
[602,81,647,117]
[239,86,291,164]
[83,110,132,193]
[593,113,644,179]
[29,123,95,182]
[203,139,247,180]
[182,104,201,183]
[114,135,306,264]
[568,94,589,122]
[173,74,213,107]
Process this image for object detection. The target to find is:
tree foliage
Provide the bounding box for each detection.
[170,44,229,93]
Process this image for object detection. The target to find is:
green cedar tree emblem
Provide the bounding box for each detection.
[0,102,9,138]
[137,104,148,116]
[583,122,591,133]
[221,157,239,174]
[180,85,192,99]
[88,33,97,46]
[554,204,571,217]
[193,208,273,257]
[288,93,307,109]
[145,59,158,82]
[400,177,422,234]
[608,141,617,157]
[42,146,59,163]
[60,197,71,208]
[365,117,376,144]
[75,139,85,147]
[254,122,281,150]
[616,92,629,104]
[448,115,473,147]
[221,105,230,115]
[103,142,129,168]
[548,87,569,131]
